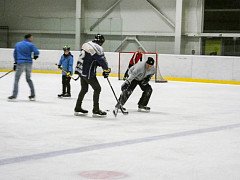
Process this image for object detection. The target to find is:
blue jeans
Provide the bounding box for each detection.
[12,63,35,97]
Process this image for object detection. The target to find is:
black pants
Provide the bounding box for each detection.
[75,76,101,112]
[119,79,152,107]
[62,75,71,94]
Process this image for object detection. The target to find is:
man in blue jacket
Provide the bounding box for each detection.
[74,34,111,117]
[8,34,39,101]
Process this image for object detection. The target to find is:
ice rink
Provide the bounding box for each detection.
[0,72,240,180]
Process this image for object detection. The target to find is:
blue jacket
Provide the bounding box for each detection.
[14,39,39,64]
[75,41,108,79]
[58,53,74,75]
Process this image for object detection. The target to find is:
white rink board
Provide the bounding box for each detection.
[158,54,240,81]
[233,57,240,81]
[192,56,233,80]
[1,48,240,81]
[0,48,119,74]
[158,54,193,77]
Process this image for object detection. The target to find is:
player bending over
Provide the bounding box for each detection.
[115,57,155,114]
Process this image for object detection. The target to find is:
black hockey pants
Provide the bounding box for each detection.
[75,76,101,112]
[119,79,152,107]
[62,75,71,94]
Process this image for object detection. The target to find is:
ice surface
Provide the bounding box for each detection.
[0,72,240,180]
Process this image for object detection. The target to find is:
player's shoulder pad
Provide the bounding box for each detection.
[82,41,104,56]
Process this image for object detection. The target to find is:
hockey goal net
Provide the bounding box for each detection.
[118,52,167,83]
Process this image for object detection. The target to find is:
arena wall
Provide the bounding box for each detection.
[0,48,239,84]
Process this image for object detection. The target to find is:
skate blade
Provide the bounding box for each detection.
[92,114,107,118]
[29,98,36,101]
[58,97,71,99]
[138,108,150,113]
[74,112,88,116]
[58,95,71,98]
[122,111,129,115]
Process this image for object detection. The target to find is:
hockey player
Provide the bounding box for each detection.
[57,45,73,98]
[115,57,155,113]
[74,34,111,117]
[8,34,39,101]
[123,47,143,79]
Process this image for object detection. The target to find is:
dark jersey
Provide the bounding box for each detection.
[75,41,108,79]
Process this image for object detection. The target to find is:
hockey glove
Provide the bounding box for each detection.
[33,56,38,60]
[102,68,111,78]
[66,72,72,77]
[123,69,129,80]
[74,61,82,75]
[13,63,17,71]
[121,80,130,91]
[74,70,80,75]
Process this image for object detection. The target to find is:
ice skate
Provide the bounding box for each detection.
[74,107,88,116]
[138,105,150,112]
[63,93,71,98]
[120,106,128,115]
[29,95,36,101]
[58,93,65,98]
[8,96,17,101]
[58,93,71,98]
[92,109,107,117]
[113,102,128,117]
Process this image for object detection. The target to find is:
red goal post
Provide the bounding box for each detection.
[118,52,167,83]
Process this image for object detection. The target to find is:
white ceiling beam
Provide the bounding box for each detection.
[145,0,175,29]
[134,37,147,52]
[84,30,175,37]
[115,36,147,52]
[89,0,122,31]
[185,33,240,38]
[115,37,128,52]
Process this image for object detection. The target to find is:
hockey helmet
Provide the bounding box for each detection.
[63,45,70,51]
[146,57,154,65]
[94,34,105,45]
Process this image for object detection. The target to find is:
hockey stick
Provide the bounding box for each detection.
[0,70,14,79]
[55,64,80,81]
[106,77,128,116]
